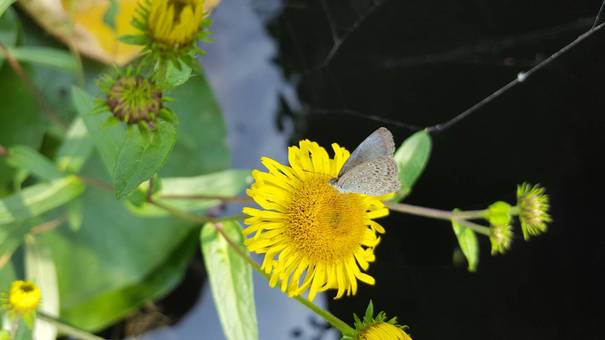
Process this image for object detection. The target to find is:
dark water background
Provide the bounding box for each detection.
[265,0,605,339]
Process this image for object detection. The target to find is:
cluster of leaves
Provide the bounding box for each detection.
[0,3,251,337]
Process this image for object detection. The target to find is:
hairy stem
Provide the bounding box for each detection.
[385,202,486,221]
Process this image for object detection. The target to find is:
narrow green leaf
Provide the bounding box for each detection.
[0,176,85,225]
[392,130,432,201]
[200,221,258,340]
[3,47,78,72]
[26,238,59,340]
[6,145,63,181]
[56,117,94,173]
[126,169,250,217]
[451,216,479,272]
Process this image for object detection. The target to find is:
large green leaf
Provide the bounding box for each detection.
[38,156,198,331]
[39,71,230,331]
[451,216,479,272]
[54,227,199,331]
[201,221,258,340]
[73,86,177,198]
[127,169,251,217]
[0,61,45,189]
[392,130,432,201]
[163,74,230,176]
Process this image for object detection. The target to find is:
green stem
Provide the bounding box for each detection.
[38,312,104,340]
[159,194,252,203]
[456,219,491,236]
[386,202,486,221]
[212,224,356,336]
[149,200,246,224]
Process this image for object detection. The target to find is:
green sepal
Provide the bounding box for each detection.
[487,201,512,226]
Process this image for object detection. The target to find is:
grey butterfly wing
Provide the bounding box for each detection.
[335,156,401,196]
[338,127,396,177]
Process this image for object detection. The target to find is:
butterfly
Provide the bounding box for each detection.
[330,127,401,196]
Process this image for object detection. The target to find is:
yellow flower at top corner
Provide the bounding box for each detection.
[147,0,207,48]
[1,280,41,317]
[17,0,220,65]
[243,140,391,301]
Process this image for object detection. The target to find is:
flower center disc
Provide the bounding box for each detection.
[285,174,366,262]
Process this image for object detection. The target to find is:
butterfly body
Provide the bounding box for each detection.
[331,127,401,196]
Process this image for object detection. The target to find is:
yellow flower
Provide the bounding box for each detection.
[147,0,207,47]
[1,280,41,317]
[359,322,412,340]
[516,183,551,240]
[243,140,389,301]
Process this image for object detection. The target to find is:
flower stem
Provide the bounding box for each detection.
[37,312,104,340]
[456,220,491,236]
[149,200,246,224]
[385,202,486,221]
[212,223,356,336]
[159,194,252,203]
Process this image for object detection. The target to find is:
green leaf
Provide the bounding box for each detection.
[0,6,17,48]
[56,117,94,173]
[392,130,432,201]
[113,121,177,198]
[0,0,16,18]
[25,238,59,340]
[6,145,63,181]
[13,319,33,340]
[55,227,198,331]
[39,155,200,331]
[451,216,479,272]
[201,221,258,340]
[162,60,192,88]
[163,74,230,176]
[0,176,84,268]
[126,169,250,217]
[0,176,85,225]
[2,47,78,72]
[72,86,177,198]
[0,57,45,188]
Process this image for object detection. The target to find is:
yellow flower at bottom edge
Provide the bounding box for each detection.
[243,140,390,301]
[1,280,41,316]
[359,322,412,340]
